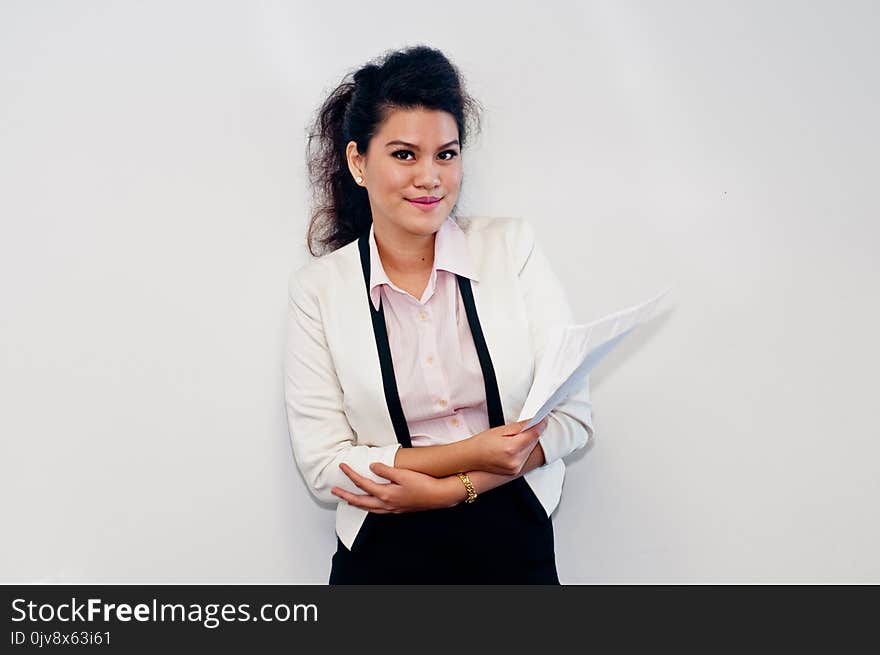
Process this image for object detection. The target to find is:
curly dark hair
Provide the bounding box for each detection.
[304,45,483,256]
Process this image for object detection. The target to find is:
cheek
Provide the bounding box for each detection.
[444,165,463,187]
[377,167,409,194]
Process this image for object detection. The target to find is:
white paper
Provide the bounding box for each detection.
[517,287,671,431]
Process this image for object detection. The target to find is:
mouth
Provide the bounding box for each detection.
[406,196,443,209]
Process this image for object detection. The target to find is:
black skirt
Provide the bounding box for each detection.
[329,476,559,585]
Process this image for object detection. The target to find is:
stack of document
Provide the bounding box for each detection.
[517,287,671,430]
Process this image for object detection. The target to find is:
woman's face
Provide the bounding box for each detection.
[347,107,462,241]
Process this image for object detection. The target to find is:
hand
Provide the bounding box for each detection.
[468,417,550,476]
[331,462,460,513]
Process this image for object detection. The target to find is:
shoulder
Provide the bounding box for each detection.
[455,214,537,269]
[287,216,541,301]
[287,237,361,306]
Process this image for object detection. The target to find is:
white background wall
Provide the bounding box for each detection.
[1,0,877,583]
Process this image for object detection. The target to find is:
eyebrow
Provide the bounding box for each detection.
[384,139,460,150]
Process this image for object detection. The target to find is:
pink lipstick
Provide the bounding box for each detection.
[406,196,442,211]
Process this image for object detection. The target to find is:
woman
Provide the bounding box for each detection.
[285,45,594,584]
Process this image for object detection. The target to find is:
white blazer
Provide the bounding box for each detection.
[284,215,594,551]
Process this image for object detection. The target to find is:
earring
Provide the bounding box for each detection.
[355,176,363,184]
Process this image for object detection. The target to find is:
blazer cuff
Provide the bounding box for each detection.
[333,442,403,497]
[537,405,594,466]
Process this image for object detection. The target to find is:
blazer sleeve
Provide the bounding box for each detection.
[513,218,595,466]
[285,270,401,505]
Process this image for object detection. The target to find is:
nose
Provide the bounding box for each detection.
[414,159,440,190]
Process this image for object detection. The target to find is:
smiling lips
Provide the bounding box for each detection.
[406,196,442,211]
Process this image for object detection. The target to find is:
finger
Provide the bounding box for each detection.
[502,419,532,436]
[533,418,550,438]
[331,486,393,512]
[520,421,547,443]
[509,420,546,441]
[500,420,525,434]
[527,417,550,435]
[339,462,391,497]
[369,462,402,483]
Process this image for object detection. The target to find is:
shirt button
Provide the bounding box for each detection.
[418,311,428,321]
[451,417,460,426]
[426,355,434,365]
[438,398,447,408]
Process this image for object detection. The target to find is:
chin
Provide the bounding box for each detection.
[400,211,446,231]
[407,221,442,237]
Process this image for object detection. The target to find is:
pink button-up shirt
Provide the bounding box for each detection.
[368,216,490,447]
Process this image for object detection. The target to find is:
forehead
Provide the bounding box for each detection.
[374,108,459,144]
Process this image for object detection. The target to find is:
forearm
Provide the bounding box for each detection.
[446,442,546,502]
[393,438,481,478]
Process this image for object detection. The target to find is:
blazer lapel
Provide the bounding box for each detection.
[464,225,534,425]
[334,241,400,447]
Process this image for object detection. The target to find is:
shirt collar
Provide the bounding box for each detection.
[368,215,479,311]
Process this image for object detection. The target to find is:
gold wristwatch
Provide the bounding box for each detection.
[456,472,478,503]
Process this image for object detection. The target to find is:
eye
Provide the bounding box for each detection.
[391,149,460,161]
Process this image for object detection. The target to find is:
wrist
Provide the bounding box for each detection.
[443,474,469,507]
[460,434,484,472]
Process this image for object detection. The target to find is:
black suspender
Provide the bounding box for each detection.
[357,232,505,448]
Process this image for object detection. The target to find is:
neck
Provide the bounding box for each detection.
[373,219,435,274]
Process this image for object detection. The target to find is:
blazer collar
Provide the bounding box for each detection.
[368,215,480,311]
